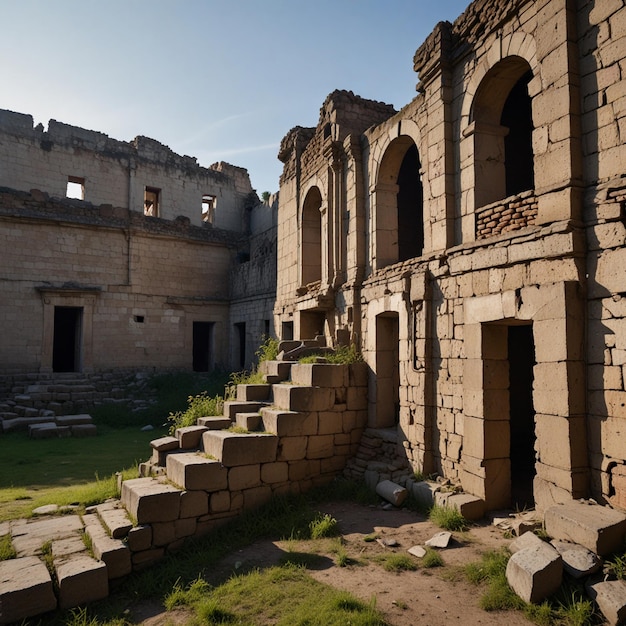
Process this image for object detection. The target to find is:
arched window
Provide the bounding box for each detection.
[472,57,534,209]
[374,137,424,269]
[301,186,322,286]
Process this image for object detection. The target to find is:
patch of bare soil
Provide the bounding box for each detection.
[134,502,534,626]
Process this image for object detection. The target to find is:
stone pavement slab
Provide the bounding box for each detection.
[10,515,83,556]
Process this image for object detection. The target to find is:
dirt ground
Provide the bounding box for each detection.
[134,501,535,626]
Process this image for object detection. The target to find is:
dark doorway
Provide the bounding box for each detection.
[282,321,294,341]
[397,143,424,261]
[300,311,325,340]
[501,70,534,197]
[53,306,82,372]
[193,322,214,372]
[234,322,246,369]
[508,324,536,509]
[375,313,400,427]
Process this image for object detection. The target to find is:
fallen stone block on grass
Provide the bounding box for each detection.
[506,542,563,603]
[586,579,626,626]
[544,500,626,556]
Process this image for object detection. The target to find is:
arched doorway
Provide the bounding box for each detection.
[301,187,322,286]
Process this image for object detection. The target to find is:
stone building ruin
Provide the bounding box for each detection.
[0,0,625,519]
[274,0,626,515]
[0,109,277,384]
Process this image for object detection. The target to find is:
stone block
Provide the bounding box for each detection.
[11,515,84,557]
[235,412,262,431]
[506,542,563,603]
[236,384,271,401]
[180,490,209,518]
[446,493,485,520]
[306,434,334,459]
[131,547,164,570]
[228,464,261,490]
[586,580,626,626]
[261,408,317,436]
[243,485,272,510]
[29,424,58,439]
[55,414,93,426]
[150,436,179,452]
[509,531,546,554]
[210,490,231,513]
[203,431,278,467]
[223,401,266,420]
[346,387,368,410]
[151,521,176,546]
[290,363,348,387]
[175,425,208,449]
[121,478,181,524]
[550,540,601,578]
[197,416,232,429]
[261,462,289,484]
[175,517,196,539]
[96,502,133,538]
[55,555,108,609]
[127,525,152,552]
[272,384,334,412]
[83,516,131,579]
[0,556,57,623]
[277,435,307,461]
[544,500,626,555]
[166,452,228,491]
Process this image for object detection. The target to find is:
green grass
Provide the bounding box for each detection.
[310,513,339,539]
[0,533,16,560]
[428,504,468,531]
[377,553,418,572]
[165,563,387,626]
[422,547,444,568]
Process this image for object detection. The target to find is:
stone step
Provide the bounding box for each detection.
[83,514,132,579]
[2,415,53,432]
[166,452,228,491]
[121,478,182,525]
[234,411,262,431]
[223,400,267,420]
[55,554,109,609]
[236,384,272,402]
[94,501,133,539]
[290,363,349,388]
[197,416,232,429]
[271,384,335,412]
[174,425,208,449]
[258,359,292,382]
[260,407,317,436]
[544,500,626,556]
[0,556,57,623]
[202,430,278,467]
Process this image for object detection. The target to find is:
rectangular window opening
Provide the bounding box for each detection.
[202,194,216,224]
[134,315,145,323]
[144,187,160,217]
[66,176,85,200]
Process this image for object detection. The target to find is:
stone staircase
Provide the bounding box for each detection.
[0,359,369,623]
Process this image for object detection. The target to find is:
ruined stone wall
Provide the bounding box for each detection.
[578,1,626,509]
[0,188,238,373]
[0,110,253,231]
[275,0,626,513]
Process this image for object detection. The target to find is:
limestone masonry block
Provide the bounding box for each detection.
[55,555,108,609]
[228,464,261,490]
[175,425,208,449]
[127,525,152,552]
[586,580,626,626]
[150,436,179,452]
[544,500,626,555]
[261,408,318,436]
[83,515,132,579]
[446,493,485,520]
[0,556,57,624]
[236,384,271,401]
[121,478,181,524]
[550,540,601,578]
[179,490,209,518]
[272,384,335,412]
[290,363,348,387]
[96,502,133,538]
[506,542,563,603]
[166,452,228,491]
[202,431,278,467]
[223,401,266,420]
[197,416,232,429]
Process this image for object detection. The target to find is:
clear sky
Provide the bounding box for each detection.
[1,0,469,195]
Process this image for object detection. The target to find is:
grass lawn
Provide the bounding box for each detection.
[0,426,166,521]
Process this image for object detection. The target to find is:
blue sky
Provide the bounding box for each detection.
[1,1,469,194]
